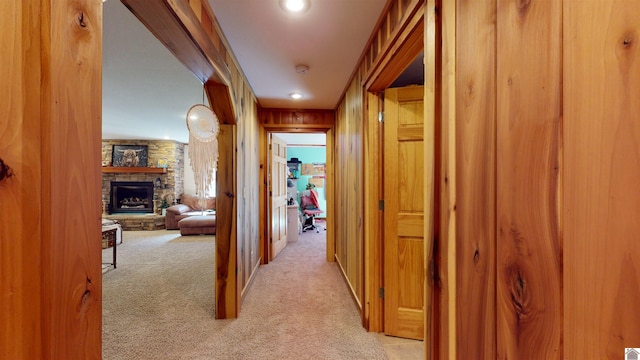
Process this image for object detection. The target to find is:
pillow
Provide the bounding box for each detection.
[180,194,216,211]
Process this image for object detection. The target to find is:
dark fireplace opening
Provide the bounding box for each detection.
[110,181,154,214]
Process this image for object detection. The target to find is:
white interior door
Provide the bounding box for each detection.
[269,134,288,260]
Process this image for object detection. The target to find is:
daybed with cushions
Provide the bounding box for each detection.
[165,194,216,230]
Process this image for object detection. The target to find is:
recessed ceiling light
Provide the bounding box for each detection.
[289,92,303,100]
[279,0,310,13]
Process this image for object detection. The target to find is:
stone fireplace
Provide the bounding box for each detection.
[101,139,185,216]
[110,181,154,214]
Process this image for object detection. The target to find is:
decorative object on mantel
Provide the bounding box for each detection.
[157,159,168,168]
[111,145,148,167]
[186,103,219,209]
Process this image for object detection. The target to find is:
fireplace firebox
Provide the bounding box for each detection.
[110,181,154,214]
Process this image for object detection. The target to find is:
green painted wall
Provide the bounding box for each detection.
[287,146,327,218]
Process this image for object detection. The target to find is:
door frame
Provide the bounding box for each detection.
[260,125,335,265]
[267,134,289,261]
[361,2,430,337]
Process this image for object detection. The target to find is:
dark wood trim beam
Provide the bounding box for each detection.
[121,0,229,85]
[166,0,231,85]
[215,124,238,318]
[205,81,237,125]
[363,1,424,92]
[120,0,236,124]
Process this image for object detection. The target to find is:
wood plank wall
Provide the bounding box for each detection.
[332,0,426,322]
[1,0,102,358]
[334,75,366,308]
[564,1,640,357]
[495,1,562,357]
[259,109,334,130]
[452,0,496,357]
[438,0,640,358]
[186,0,262,317]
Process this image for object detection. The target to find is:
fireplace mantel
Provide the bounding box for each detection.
[102,166,167,174]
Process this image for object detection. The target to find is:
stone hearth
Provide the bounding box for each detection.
[102,214,166,231]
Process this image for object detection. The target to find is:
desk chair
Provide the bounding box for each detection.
[300,189,326,233]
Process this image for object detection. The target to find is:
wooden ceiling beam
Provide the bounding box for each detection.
[120,0,237,124]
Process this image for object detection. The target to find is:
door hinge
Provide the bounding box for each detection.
[378,111,384,123]
[379,200,384,211]
[379,287,384,299]
[270,237,272,243]
[269,144,272,150]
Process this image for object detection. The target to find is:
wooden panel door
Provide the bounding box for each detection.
[269,134,288,260]
[384,86,425,340]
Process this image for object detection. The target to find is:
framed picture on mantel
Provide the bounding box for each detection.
[111,145,149,167]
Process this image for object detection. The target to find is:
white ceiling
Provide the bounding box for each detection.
[102,1,205,143]
[273,132,326,146]
[207,0,387,109]
[102,0,387,144]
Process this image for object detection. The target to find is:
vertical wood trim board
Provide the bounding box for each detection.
[1,2,44,358]
[334,74,366,310]
[3,1,102,357]
[455,0,497,358]
[424,1,438,358]
[363,91,384,331]
[1,0,103,358]
[564,1,640,357]
[259,125,268,265]
[216,124,238,318]
[325,128,336,264]
[437,0,458,356]
[46,1,103,357]
[496,0,563,358]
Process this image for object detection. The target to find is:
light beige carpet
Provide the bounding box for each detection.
[102,229,388,359]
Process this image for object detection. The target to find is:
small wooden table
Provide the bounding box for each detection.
[102,227,117,268]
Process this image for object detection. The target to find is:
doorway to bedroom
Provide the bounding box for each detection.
[266,132,329,262]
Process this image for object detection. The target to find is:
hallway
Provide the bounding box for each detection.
[102,229,391,359]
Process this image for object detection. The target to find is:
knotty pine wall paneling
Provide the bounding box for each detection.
[363,91,384,331]
[2,2,45,357]
[564,1,640,357]
[215,123,238,318]
[1,0,103,358]
[230,71,261,302]
[334,74,366,309]
[454,0,497,358]
[47,1,103,353]
[353,0,427,329]
[437,0,640,358]
[495,0,563,357]
[423,0,438,356]
[259,109,334,129]
[185,0,262,316]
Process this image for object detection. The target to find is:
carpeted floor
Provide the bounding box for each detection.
[102,228,388,359]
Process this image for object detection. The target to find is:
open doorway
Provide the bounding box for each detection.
[265,132,329,262]
[365,49,427,341]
